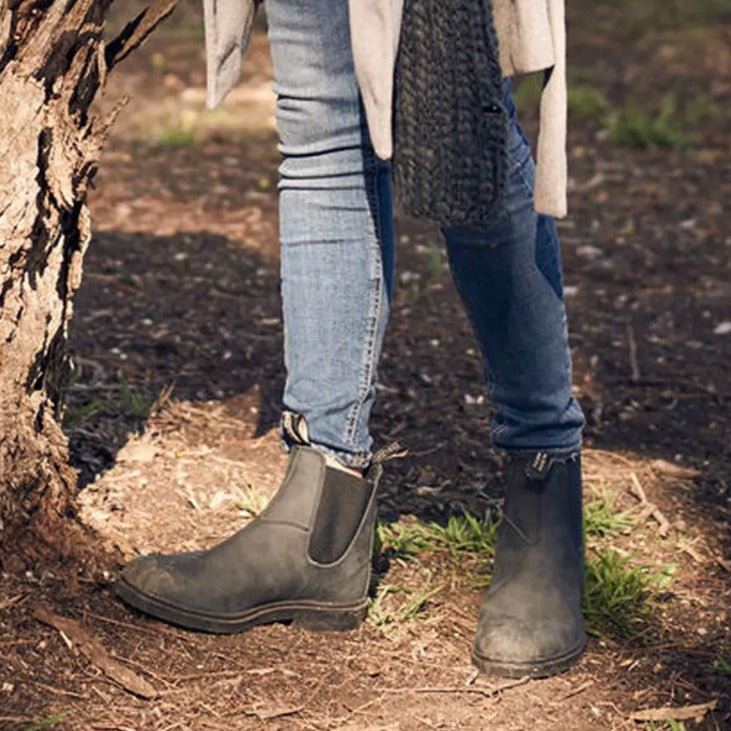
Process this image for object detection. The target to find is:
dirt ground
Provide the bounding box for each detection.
[1,1,730,729]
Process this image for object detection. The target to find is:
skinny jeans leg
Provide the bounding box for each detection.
[267,0,394,468]
[442,84,584,453]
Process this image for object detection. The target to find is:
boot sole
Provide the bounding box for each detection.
[115,578,369,634]
[471,633,587,679]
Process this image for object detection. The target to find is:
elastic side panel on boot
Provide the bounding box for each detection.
[503,462,545,545]
[308,470,373,564]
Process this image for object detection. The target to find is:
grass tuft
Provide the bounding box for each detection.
[235,484,270,518]
[368,583,443,634]
[155,126,200,148]
[569,84,610,120]
[584,548,675,637]
[374,493,674,639]
[118,374,154,421]
[376,510,498,561]
[644,721,689,731]
[63,373,154,428]
[711,655,731,677]
[584,492,635,537]
[603,94,694,149]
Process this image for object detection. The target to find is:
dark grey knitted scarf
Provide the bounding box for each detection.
[393,0,508,227]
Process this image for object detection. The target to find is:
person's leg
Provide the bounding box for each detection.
[115,0,392,632]
[268,0,394,470]
[443,81,586,677]
[442,84,583,455]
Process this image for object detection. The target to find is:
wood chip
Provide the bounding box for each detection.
[629,699,717,722]
[34,607,158,699]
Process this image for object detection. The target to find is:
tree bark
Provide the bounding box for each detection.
[0,0,179,560]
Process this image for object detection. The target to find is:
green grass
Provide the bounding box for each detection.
[584,549,675,637]
[22,712,70,731]
[368,583,443,634]
[154,126,200,148]
[684,92,722,126]
[645,721,689,731]
[514,66,721,149]
[376,510,498,562]
[569,84,610,120]
[572,0,731,38]
[712,655,731,677]
[584,492,635,537]
[62,397,107,428]
[423,245,446,280]
[600,90,721,149]
[235,485,270,518]
[603,94,694,149]
[63,373,155,428]
[516,76,718,149]
[118,374,154,421]
[375,496,673,639]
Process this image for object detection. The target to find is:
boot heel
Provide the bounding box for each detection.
[292,604,368,631]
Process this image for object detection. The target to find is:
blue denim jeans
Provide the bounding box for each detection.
[267,0,584,468]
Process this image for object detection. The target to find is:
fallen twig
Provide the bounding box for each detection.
[557,679,594,702]
[34,606,158,699]
[379,676,531,698]
[628,473,670,537]
[629,699,717,722]
[34,681,88,699]
[677,539,706,564]
[229,704,306,722]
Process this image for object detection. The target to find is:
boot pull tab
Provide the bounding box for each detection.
[372,441,408,464]
[525,451,552,480]
[365,442,408,489]
[282,410,311,446]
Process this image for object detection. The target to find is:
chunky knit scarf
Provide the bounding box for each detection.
[393,0,508,227]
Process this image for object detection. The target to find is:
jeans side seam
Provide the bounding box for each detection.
[344,142,383,446]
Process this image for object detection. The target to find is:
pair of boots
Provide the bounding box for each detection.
[117,444,585,678]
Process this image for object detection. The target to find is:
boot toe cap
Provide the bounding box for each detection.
[118,551,205,602]
[473,612,585,667]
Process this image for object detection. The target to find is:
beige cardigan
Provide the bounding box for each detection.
[203,0,567,217]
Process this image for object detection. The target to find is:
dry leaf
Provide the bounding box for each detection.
[34,607,158,699]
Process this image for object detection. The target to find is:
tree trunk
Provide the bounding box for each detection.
[0,0,178,560]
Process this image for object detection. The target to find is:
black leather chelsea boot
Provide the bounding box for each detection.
[472,452,586,678]
[116,445,380,633]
